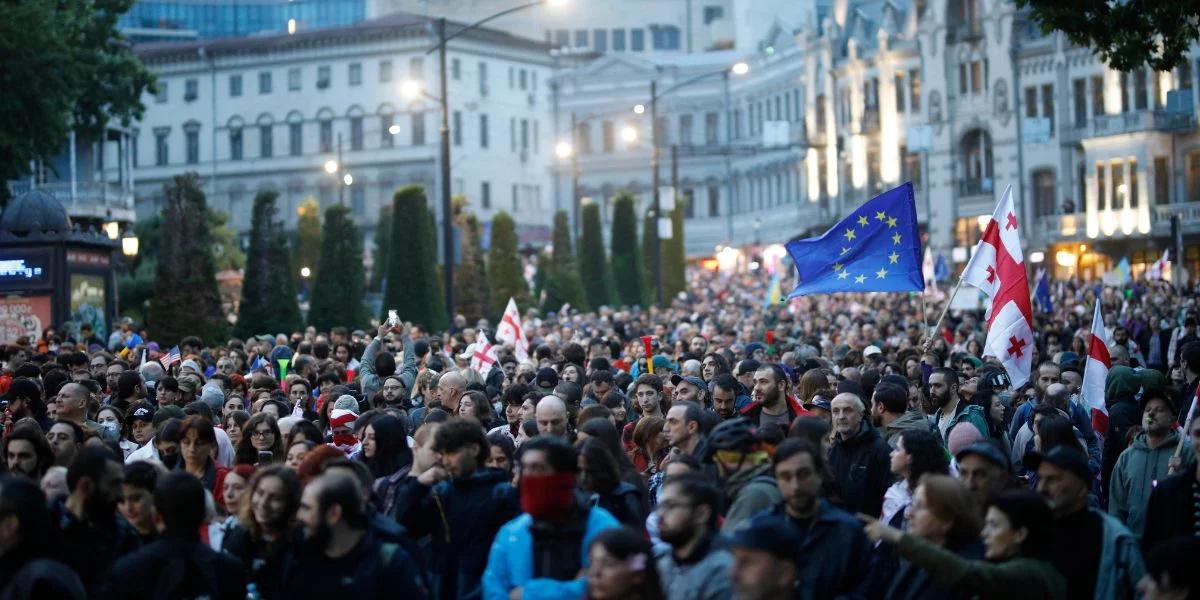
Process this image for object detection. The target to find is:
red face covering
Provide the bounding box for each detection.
[520,473,577,522]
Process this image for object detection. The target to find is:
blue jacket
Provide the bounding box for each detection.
[482,506,619,600]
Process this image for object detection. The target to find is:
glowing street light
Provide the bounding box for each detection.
[121,233,139,258]
[388,124,401,135]
[731,61,750,75]
[555,141,573,159]
[400,79,423,100]
[342,173,354,186]
[633,104,645,115]
[287,18,297,35]
[620,125,638,143]
[103,221,120,240]
[323,160,338,174]
[300,266,312,278]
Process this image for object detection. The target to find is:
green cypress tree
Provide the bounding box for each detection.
[488,211,529,316]
[382,186,442,330]
[234,191,302,338]
[662,200,687,300]
[542,210,588,313]
[578,202,612,309]
[641,208,658,305]
[532,250,550,302]
[458,212,491,322]
[147,173,229,345]
[293,198,322,285]
[308,204,367,331]
[422,205,448,331]
[610,193,644,307]
[370,202,392,292]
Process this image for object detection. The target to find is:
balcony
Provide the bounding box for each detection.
[1090,109,1197,137]
[1035,213,1086,243]
[958,177,993,197]
[946,23,983,44]
[1152,202,1200,233]
[860,109,880,133]
[6,181,135,222]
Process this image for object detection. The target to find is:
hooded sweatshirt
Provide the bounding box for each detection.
[1108,429,1181,536]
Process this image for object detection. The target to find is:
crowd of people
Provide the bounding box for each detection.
[2,265,1200,599]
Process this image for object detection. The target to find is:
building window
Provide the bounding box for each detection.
[155,130,169,165]
[910,69,921,111]
[258,72,272,94]
[895,72,906,112]
[510,117,516,151]
[512,183,519,211]
[1154,156,1169,204]
[970,61,983,94]
[1135,68,1148,110]
[1041,84,1055,133]
[317,66,331,89]
[260,124,273,158]
[351,185,365,216]
[350,116,363,151]
[959,129,993,194]
[1096,162,1107,210]
[613,29,626,51]
[184,78,199,102]
[349,63,362,86]
[1073,78,1087,127]
[381,114,394,148]
[707,184,720,216]
[705,112,719,144]
[289,68,301,91]
[734,107,743,138]
[290,122,302,156]
[481,181,491,209]
[229,74,242,97]
[508,67,514,89]
[630,28,645,51]
[479,62,488,96]
[679,114,693,145]
[602,121,614,152]
[683,189,695,218]
[704,6,724,23]
[520,119,529,150]
[185,127,200,165]
[1111,160,1125,209]
[155,81,168,103]
[1025,87,1038,118]
[131,129,139,166]
[412,112,425,146]
[576,122,591,154]
[959,63,968,95]
[651,25,681,50]
[655,116,669,146]
[1130,159,1139,208]
[519,69,528,90]
[903,147,922,191]
[409,57,423,80]
[319,119,333,153]
[451,58,461,80]
[480,114,489,148]
[1187,152,1200,201]
[230,128,243,161]
[453,111,462,146]
[554,29,569,47]
[593,29,607,52]
[574,29,588,47]
[1091,76,1104,117]
[1033,169,1056,216]
[380,60,392,82]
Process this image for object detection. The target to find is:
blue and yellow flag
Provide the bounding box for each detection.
[785,182,924,296]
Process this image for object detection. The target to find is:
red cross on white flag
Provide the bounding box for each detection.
[495,297,529,362]
[963,187,1034,388]
[469,331,498,376]
[1081,301,1111,434]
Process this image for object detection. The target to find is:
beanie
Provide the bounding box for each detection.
[332,394,359,412]
[947,422,984,456]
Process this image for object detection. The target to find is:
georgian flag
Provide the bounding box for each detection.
[1082,301,1112,434]
[964,187,1034,388]
[495,297,529,362]
[468,331,499,376]
[1149,249,1169,281]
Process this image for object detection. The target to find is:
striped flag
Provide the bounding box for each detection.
[159,345,181,370]
[468,332,498,376]
[1082,302,1111,434]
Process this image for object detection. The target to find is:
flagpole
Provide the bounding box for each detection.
[924,274,966,353]
[1168,381,1199,475]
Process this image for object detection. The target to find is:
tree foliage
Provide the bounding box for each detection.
[542,210,588,313]
[423,204,448,331]
[233,191,302,338]
[610,193,645,307]
[1016,0,1199,71]
[488,211,530,316]
[370,202,392,292]
[146,174,229,345]
[383,186,442,330]
[293,198,322,287]
[0,0,155,205]
[661,200,687,301]
[454,210,491,324]
[641,208,659,305]
[578,202,613,309]
[308,204,367,331]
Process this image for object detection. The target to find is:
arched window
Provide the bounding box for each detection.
[947,0,982,42]
[959,129,993,195]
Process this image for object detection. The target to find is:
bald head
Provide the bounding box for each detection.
[437,370,466,411]
[535,395,568,439]
[1044,382,1069,410]
[55,382,90,422]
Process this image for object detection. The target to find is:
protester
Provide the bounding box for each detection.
[827,392,893,517]
[654,473,733,600]
[1108,390,1183,536]
[0,475,86,599]
[706,418,781,532]
[728,511,802,600]
[222,464,302,599]
[585,526,665,600]
[3,426,55,480]
[1142,412,1200,551]
[56,446,142,594]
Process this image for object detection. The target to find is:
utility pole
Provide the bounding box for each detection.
[437,17,454,322]
[571,112,581,239]
[650,80,663,305]
[337,133,344,206]
[671,143,679,216]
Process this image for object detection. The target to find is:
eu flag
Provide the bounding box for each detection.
[785,182,924,296]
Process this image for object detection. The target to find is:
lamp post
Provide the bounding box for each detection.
[425,0,564,323]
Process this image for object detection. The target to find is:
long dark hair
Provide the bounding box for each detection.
[1033,410,1077,454]
[364,415,412,479]
[898,429,950,489]
[587,526,665,600]
[235,413,284,465]
[578,438,622,495]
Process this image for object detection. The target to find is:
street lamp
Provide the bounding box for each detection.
[731,61,750,75]
[620,125,639,143]
[555,141,573,159]
[103,221,120,240]
[300,266,312,278]
[121,232,139,258]
[633,104,646,115]
[342,173,354,186]
[399,79,424,101]
[388,124,401,135]
[323,160,338,174]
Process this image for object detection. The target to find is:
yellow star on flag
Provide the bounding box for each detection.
[875,211,887,222]
[889,251,900,264]
[833,262,843,271]
[857,215,869,227]
[886,216,898,228]
[876,267,888,279]
[843,228,857,241]
[892,232,902,245]
[838,270,850,280]
[855,274,867,284]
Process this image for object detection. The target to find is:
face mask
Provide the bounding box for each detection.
[332,433,358,448]
[520,473,576,522]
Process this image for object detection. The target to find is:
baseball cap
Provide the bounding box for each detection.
[1023,446,1090,485]
[977,368,1011,394]
[126,403,156,425]
[806,396,833,412]
[954,441,1010,471]
[730,512,802,563]
[863,345,882,358]
[535,368,559,392]
[671,375,707,394]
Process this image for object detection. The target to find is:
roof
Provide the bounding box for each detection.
[135,11,554,63]
[0,190,71,236]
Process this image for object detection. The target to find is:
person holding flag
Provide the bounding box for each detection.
[495,298,529,362]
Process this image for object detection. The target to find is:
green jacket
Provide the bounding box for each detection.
[1108,429,1180,536]
[719,462,781,534]
[895,534,1066,600]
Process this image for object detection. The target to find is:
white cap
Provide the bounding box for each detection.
[863,345,882,358]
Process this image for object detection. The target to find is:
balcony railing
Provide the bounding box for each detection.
[958,177,993,197]
[1091,109,1197,136]
[6,181,135,219]
[1152,202,1200,229]
[1035,213,1085,242]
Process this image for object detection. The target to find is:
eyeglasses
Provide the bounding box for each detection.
[655,499,693,514]
[252,429,275,438]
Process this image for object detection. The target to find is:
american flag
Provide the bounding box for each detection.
[159,346,181,370]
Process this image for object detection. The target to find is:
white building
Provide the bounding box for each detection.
[110,12,559,268]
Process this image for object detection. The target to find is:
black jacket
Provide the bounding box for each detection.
[885,539,985,600]
[399,467,519,599]
[1102,397,1141,498]
[1142,470,1198,552]
[280,529,429,599]
[104,537,246,600]
[828,420,894,518]
[221,524,302,600]
[55,503,142,596]
[592,481,644,528]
